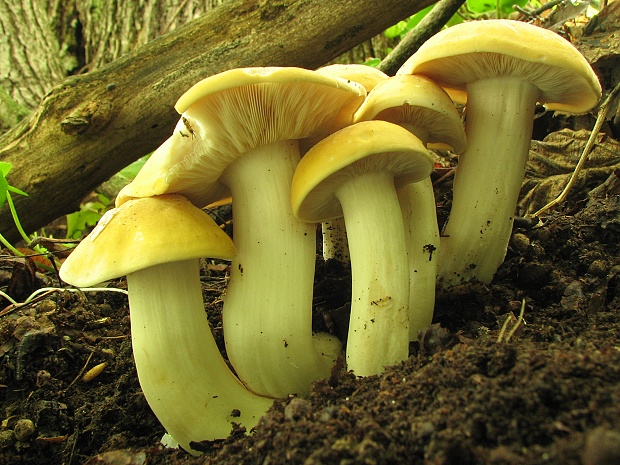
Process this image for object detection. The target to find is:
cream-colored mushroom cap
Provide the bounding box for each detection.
[295,64,388,154]
[60,194,235,287]
[117,67,366,207]
[397,19,602,113]
[316,64,388,93]
[354,74,467,153]
[292,120,432,222]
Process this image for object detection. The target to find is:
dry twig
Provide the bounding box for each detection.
[532,81,620,217]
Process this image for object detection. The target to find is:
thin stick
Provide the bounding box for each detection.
[378,0,466,76]
[66,352,94,390]
[0,286,128,317]
[514,0,565,18]
[497,299,526,342]
[505,299,526,342]
[496,313,513,343]
[532,81,620,217]
[433,167,455,187]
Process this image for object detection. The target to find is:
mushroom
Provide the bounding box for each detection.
[314,64,390,264]
[353,74,467,340]
[316,64,389,90]
[397,19,602,286]
[291,120,433,376]
[59,194,273,455]
[117,67,366,397]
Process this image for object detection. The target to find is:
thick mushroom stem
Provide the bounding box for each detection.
[397,177,439,340]
[335,171,410,376]
[127,259,273,456]
[322,218,349,263]
[438,77,539,286]
[220,140,336,398]
[394,124,440,342]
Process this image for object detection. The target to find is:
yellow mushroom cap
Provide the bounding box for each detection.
[316,64,389,93]
[354,74,467,153]
[175,66,364,115]
[117,67,366,207]
[397,19,602,113]
[60,194,235,287]
[291,120,432,222]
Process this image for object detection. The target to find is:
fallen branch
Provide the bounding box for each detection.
[378,0,466,76]
[0,0,432,243]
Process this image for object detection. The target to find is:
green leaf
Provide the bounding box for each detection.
[445,12,465,27]
[119,154,150,180]
[467,0,527,14]
[362,57,382,68]
[467,0,497,13]
[404,5,435,31]
[508,0,528,12]
[66,204,104,239]
[384,20,409,39]
[0,162,27,202]
[7,185,28,197]
[0,161,12,177]
[395,4,464,40]
[65,195,111,239]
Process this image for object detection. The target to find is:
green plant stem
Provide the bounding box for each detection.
[6,192,31,244]
[0,232,24,256]
[6,191,49,259]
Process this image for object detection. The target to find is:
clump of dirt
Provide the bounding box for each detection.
[3,11,620,463]
[1,184,619,465]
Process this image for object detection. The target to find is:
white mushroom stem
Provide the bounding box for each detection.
[397,177,439,340]
[335,171,410,376]
[393,123,440,342]
[220,140,337,398]
[127,259,273,456]
[321,218,349,263]
[438,77,539,286]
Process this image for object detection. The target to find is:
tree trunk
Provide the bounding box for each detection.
[0,0,432,243]
[0,1,71,113]
[75,0,229,73]
[0,1,227,116]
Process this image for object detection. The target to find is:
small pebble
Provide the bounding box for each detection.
[36,370,52,387]
[0,430,15,449]
[582,426,620,465]
[284,397,312,421]
[410,420,435,438]
[317,406,338,422]
[511,233,530,254]
[588,259,608,277]
[82,362,107,382]
[36,299,56,313]
[13,419,36,441]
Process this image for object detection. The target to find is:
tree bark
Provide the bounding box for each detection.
[0,0,226,133]
[0,0,432,243]
[0,1,226,114]
[75,0,229,73]
[0,1,71,110]
[378,0,466,75]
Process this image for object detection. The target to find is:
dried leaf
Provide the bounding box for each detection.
[519,129,620,214]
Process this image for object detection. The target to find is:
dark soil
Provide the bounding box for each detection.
[1,178,620,465]
[2,12,620,465]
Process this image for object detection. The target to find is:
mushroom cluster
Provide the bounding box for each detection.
[397,19,601,287]
[59,20,601,454]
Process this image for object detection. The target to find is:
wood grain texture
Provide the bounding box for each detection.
[0,0,432,242]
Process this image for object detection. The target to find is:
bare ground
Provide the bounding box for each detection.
[1,178,619,464]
